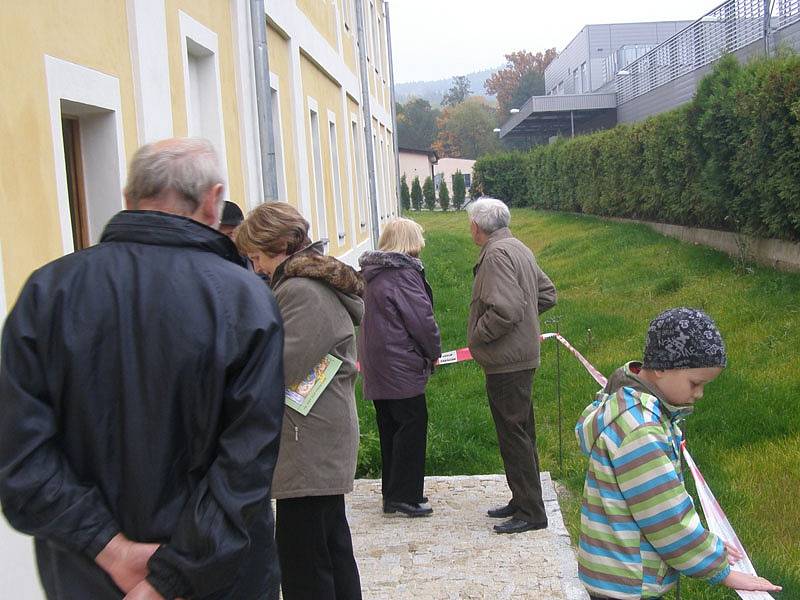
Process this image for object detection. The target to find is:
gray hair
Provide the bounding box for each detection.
[467,197,510,234]
[124,138,224,212]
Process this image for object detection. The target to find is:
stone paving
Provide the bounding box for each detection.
[347,473,589,600]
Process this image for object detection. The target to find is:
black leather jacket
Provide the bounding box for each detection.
[0,210,284,599]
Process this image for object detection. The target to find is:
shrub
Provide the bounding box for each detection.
[423,176,436,211]
[452,170,466,210]
[411,176,423,211]
[438,179,450,211]
[472,52,800,241]
[400,174,411,212]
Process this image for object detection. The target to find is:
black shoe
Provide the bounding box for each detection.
[383,496,428,510]
[384,501,433,517]
[487,503,516,519]
[493,517,548,534]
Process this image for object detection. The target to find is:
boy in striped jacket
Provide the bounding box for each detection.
[575,308,781,600]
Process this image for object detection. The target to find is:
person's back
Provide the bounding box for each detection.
[0,139,285,600]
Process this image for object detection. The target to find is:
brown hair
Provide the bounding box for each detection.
[235,202,311,257]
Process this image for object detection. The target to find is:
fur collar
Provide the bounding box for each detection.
[358,250,423,272]
[275,243,365,297]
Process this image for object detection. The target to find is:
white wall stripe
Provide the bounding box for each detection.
[126,0,173,143]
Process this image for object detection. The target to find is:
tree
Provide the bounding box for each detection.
[396,98,440,150]
[442,75,471,107]
[438,179,450,212]
[433,97,501,159]
[422,176,436,211]
[410,176,423,211]
[452,170,466,210]
[485,49,558,115]
[400,174,411,211]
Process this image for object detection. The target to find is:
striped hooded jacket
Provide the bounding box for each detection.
[575,362,729,599]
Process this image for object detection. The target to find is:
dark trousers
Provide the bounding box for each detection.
[275,495,361,600]
[373,395,428,504]
[485,369,547,524]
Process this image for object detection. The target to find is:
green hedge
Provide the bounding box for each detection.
[472,52,800,241]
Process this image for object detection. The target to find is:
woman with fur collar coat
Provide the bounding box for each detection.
[358,218,441,519]
[236,202,364,600]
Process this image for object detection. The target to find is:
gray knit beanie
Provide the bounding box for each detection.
[642,308,727,370]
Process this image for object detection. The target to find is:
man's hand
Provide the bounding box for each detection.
[95,533,160,593]
[723,569,782,592]
[123,580,168,600]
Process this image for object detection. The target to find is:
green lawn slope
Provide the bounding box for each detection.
[354,210,799,598]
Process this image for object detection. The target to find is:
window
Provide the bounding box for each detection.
[45,55,127,254]
[180,12,227,184]
[464,173,472,188]
[309,106,328,241]
[328,117,345,242]
[557,81,563,95]
[580,62,588,93]
[270,81,287,201]
[61,117,89,250]
[572,69,579,94]
[351,119,367,229]
[370,2,379,71]
[373,131,385,221]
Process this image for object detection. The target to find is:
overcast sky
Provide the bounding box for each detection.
[389,0,724,83]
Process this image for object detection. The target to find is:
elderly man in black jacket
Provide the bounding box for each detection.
[0,138,285,600]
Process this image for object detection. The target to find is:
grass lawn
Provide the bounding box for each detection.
[354,210,800,599]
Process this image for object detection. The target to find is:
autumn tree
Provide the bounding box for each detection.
[400,174,410,211]
[410,176,423,211]
[485,49,558,115]
[442,75,471,107]
[433,97,500,159]
[396,98,440,149]
[438,179,450,212]
[452,170,466,210]
[422,176,436,211]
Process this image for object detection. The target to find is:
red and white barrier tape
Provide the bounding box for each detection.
[682,443,774,599]
[434,333,608,388]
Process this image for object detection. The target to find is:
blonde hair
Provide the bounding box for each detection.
[235,202,311,257]
[378,218,425,256]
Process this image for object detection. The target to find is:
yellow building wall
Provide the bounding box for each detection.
[164,0,245,208]
[0,1,138,307]
[296,0,338,51]
[300,54,355,256]
[267,24,299,209]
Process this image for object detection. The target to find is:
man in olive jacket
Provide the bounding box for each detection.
[467,197,557,535]
[0,139,284,599]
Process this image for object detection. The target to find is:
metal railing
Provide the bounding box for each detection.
[616,0,800,105]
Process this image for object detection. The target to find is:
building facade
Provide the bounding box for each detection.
[0,1,397,596]
[501,0,800,141]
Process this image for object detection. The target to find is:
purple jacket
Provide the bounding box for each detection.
[357,251,441,400]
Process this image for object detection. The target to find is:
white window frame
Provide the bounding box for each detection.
[308,97,329,242]
[327,111,346,243]
[44,55,127,255]
[179,11,228,188]
[351,115,368,230]
[269,73,288,202]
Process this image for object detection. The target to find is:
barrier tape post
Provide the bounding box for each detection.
[545,316,564,473]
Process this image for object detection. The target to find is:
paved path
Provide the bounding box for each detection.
[348,473,589,600]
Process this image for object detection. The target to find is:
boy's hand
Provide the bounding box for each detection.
[723,569,782,592]
[95,533,160,593]
[723,541,744,564]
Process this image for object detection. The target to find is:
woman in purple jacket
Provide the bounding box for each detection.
[358,218,441,518]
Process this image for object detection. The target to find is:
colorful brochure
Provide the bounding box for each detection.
[284,354,342,415]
